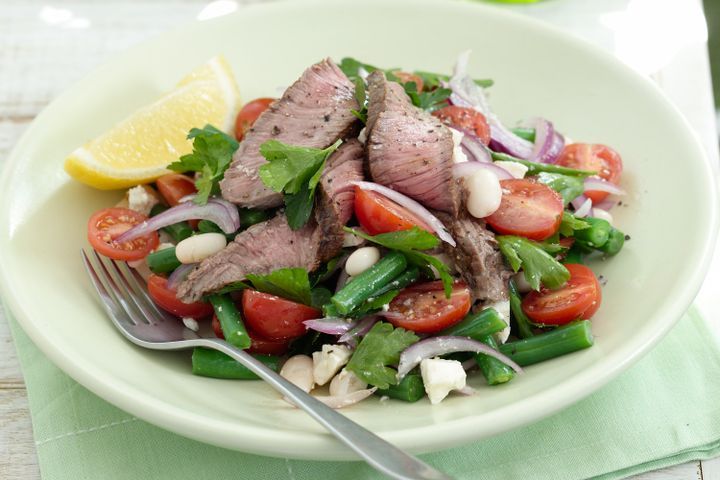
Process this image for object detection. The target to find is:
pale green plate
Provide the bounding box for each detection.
[0,0,717,460]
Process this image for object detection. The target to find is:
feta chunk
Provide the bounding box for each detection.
[494,160,528,179]
[182,317,199,332]
[358,127,368,145]
[329,368,367,396]
[484,300,511,344]
[127,185,159,216]
[420,358,466,404]
[312,344,352,386]
[450,128,468,164]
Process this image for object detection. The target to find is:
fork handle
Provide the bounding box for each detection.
[200,339,452,480]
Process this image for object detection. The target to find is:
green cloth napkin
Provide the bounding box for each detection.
[7,305,720,480]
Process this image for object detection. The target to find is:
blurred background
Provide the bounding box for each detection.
[706,0,719,136]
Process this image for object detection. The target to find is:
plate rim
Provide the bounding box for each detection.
[1,0,718,460]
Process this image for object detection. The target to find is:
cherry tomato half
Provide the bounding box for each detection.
[354,186,432,236]
[432,106,491,145]
[88,207,159,261]
[241,289,320,340]
[156,173,197,206]
[234,97,275,141]
[392,71,424,92]
[555,143,623,203]
[211,315,289,355]
[147,274,213,319]
[521,264,602,325]
[485,179,563,241]
[384,281,471,334]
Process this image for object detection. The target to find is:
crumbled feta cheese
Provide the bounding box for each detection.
[312,344,352,386]
[358,127,368,145]
[420,358,466,405]
[155,242,175,252]
[494,160,528,179]
[342,230,366,247]
[329,368,367,396]
[182,317,199,332]
[127,185,159,216]
[485,300,511,344]
[450,128,468,164]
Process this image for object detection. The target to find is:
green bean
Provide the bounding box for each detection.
[368,266,420,298]
[511,127,536,142]
[499,320,594,366]
[145,247,181,274]
[475,334,515,385]
[375,374,425,402]
[573,217,611,248]
[509,281,534,339]
[239,208,269,228]
[150,204,193,241]
[331,252,407,315]
[191,348,279,379]
[441,308,507,338]
[208,294,251,349]
[599,228,625,255]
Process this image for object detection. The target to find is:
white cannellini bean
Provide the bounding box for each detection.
[345,246,381,276]
[493,160,528,179]
[329,368,368,396]
[313,344,352,386]
[175,233,227,264]
[280,355,315,393]
[592,208,614,226]
[465,169,502,219]
[513,272,533,293]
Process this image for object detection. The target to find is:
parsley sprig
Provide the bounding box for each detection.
[497,235,570,291]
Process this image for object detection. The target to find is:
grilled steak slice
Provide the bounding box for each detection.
[177,214,321,303]
[315,139,364,261]
[220,59,359,209]
[437,212,512,303]
[365,71,459,215]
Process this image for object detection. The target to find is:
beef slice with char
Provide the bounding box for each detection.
[315,139,364,260]
[177,139,364,303]
[365,71,459,215]
[220,58,359,209]
[436,212,512,304]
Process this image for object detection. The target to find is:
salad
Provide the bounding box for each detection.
[75,52,627,407]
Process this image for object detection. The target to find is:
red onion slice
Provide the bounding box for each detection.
[457,129,492,163]
[303,317,356,335]
[313,387,377,409]
[397,336,523,380]
[350,181,456,247]
[338,316,378,347]
[452,160,514,181]
[584,177,626,195]
[528,118,565,164]
[594,198,618,211]
[449,51,533,159]
[117,199,240,243]
[166,263,197,290]
[573,197,593,218]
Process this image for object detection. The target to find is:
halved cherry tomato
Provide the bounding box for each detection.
[521,264,601,325]
[392,71,424,92]
[241,289,320,340]
[147,274,213,319]
[384,281,471,334]
[354,186,432,235]
[555,143,623,203]
[88,207,159,261]
[432,106,491,145]
[156,174,197,206]
[485,179,563,241]
[211,315,289,355]
[234,97,275,141]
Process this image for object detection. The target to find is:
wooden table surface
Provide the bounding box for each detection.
[1,0,718,478]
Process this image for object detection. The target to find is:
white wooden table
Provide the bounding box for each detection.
[1,0,718,478]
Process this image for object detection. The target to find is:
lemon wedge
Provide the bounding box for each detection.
[64,56,240,190]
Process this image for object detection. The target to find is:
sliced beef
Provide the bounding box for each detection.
[437,212,512,304]
[365,71,459,215]
[177,214,321,303]
[220,59,359,209]
[315,139,364,261]
[177,140,364,303]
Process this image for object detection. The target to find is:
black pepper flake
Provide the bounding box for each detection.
[598,275,608,287]
[624,234,631,241]
[323,114,331,122]
[271,125,281,136]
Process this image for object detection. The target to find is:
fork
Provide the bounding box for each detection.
[81,249,453,480]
